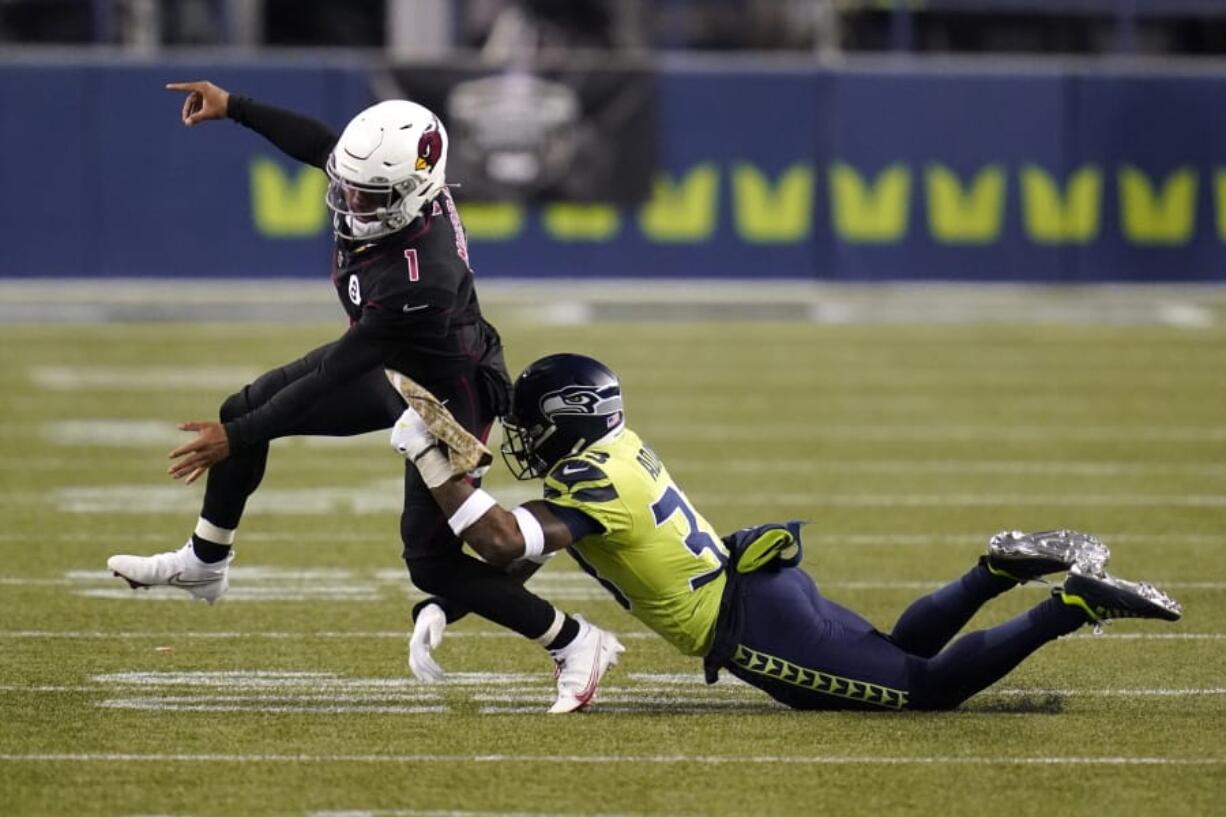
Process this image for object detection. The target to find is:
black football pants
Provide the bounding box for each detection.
[199,340,558,640]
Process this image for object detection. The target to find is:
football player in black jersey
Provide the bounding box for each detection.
[107,81,617,712]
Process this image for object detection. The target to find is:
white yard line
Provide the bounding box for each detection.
[36,421,388,448]
[40,482,539,515]
[308,811,679,817]
[9,573,1225,592]
[22,486,1226,513]
[642,424,1226,443]
[688,493,1226,508]
[666,459,1226,478]
[96,700,449,714]
[5,684,1220,700]
[10,451,1226,480]
[26,420,1226,449]
[28,365,259,391]
[0,630,1222,641]
[308,810,674,817]
[0,752,1220,766]
[1,530,1222,548]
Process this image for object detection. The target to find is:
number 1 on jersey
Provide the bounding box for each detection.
[404,249,420,282]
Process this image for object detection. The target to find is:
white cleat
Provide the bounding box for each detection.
[107,541,232,605]
[548,615,624,714]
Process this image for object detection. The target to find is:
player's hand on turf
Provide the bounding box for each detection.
[408,603,448,683]
[166,81,230,126]
[168,421,231,484]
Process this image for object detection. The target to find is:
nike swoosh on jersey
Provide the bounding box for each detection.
[402,303,430,313]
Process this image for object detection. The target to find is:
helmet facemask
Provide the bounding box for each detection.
[500,415,554,481]
[324,100,448,242]
[326,156,429,241]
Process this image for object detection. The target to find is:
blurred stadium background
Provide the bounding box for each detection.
[2,3,1225,817]
[5,0,1226,288]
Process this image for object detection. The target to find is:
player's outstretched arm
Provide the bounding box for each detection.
[167,79,338,168]
[166,81,230,126]
[390,406,573,566]
[436,485,572,568]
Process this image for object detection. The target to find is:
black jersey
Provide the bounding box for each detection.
[330,189,491,383]
[220,96,509,449]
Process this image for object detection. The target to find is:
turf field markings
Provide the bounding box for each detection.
[93,671,537,688]
[667,459,1226,478]
[1,752,1222,766]
[18,570,1226,603]
[57,566,384,602]
[308,810,682,817]
[308,811,684,817]
[691,492,1226,508]
[2,530,1223,547]
[993,688,1226,697]
[35,486,1226,514]
[1,630,1223,641]
[649,423,1226,443]
[38,420,389,449]
[97,699,449,714]
[33,420,1226,448]
[87,671,453,715]
[46,481,539,515]
[28,365,259,391]
[49,483,407,515]
[802,532,1226,547]
[477,702,781,714]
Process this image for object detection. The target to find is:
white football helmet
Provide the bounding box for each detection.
[325,99,449,241]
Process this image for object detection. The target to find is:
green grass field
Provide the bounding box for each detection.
[2,311,1224,817]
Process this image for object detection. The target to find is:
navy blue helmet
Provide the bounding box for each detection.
[501,353,625,480]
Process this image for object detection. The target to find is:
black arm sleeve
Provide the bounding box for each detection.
[226,94,338,169]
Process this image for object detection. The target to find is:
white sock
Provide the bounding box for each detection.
[535,609,566,648]
[193,517,236,546]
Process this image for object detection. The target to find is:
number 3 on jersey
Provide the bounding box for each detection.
[651,486,727,590]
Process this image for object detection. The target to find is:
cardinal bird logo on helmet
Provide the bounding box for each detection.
[416,120,443,172]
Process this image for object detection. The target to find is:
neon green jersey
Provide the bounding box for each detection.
[542,428,729,657]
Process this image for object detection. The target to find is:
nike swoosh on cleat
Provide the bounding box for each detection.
[571,634,608,710]
[166,572,219,588]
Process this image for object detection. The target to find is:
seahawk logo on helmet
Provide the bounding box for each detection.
[502,354,625,480]
[540,385,622,418]
[325,99,449,242]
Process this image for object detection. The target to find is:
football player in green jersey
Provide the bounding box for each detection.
[391,353,1183,712]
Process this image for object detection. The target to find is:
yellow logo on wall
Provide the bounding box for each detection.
[248,155,1215,247]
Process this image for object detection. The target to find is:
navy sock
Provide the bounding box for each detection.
[912,597,1086,709]
[546,616,581,651]
[191,534,232,564]
[889,562,1017,658]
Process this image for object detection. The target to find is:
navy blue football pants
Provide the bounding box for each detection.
[724,563,1086,710]
[198,340,558,639]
